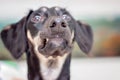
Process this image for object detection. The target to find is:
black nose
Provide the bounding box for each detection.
[50,21,67,28]
[50,19,67,29]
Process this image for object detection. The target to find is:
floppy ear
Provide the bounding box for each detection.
[75,21,93,54]
[0,10,33,59]
[0,17,27,59]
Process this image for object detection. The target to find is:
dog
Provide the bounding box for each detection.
[0,6,93,80]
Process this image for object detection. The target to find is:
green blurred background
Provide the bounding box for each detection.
[0,0,120,60]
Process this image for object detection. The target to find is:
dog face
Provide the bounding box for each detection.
[0,6,93,59]
[26,7,74,58]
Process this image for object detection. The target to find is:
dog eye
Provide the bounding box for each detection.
[62,15,71,21]
[31,15,44,23]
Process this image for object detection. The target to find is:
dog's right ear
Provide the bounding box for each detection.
[75,21,93,54]
[0,10,33,59]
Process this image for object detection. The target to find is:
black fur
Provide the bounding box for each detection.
[1,18,27,58]
[75,21,93,53]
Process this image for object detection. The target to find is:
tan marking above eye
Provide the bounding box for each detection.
[41,7,47,12]
[55,7,61,11]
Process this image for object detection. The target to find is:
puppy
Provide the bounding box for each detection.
[1,7,93,80]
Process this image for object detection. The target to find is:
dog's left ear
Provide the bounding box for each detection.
[75,21,93,54]
[0,10,33,59]
[0,17,27,59]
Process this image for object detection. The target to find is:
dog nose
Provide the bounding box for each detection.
[49,18,67,30]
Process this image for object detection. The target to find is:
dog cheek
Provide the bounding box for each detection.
[27,30,42,47]
[27,30,34,44]
[65,28,75,45]
[27,24,39,37]
[70,30,75,44]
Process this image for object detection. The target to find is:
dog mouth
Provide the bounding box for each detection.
[43,38,64,48]
[39,35,69,57]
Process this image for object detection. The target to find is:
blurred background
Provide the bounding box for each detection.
[0,0,120,80]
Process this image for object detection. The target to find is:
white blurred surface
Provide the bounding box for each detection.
[0,0,120,19]
[0,58,120,80]
[71,58,120,80]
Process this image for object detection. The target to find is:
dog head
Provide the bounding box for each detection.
[0,7,93,59]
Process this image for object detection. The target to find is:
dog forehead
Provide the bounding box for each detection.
[34,7,66,16]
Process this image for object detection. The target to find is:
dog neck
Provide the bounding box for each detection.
[39,53,69,80]
[26,47,71,80]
